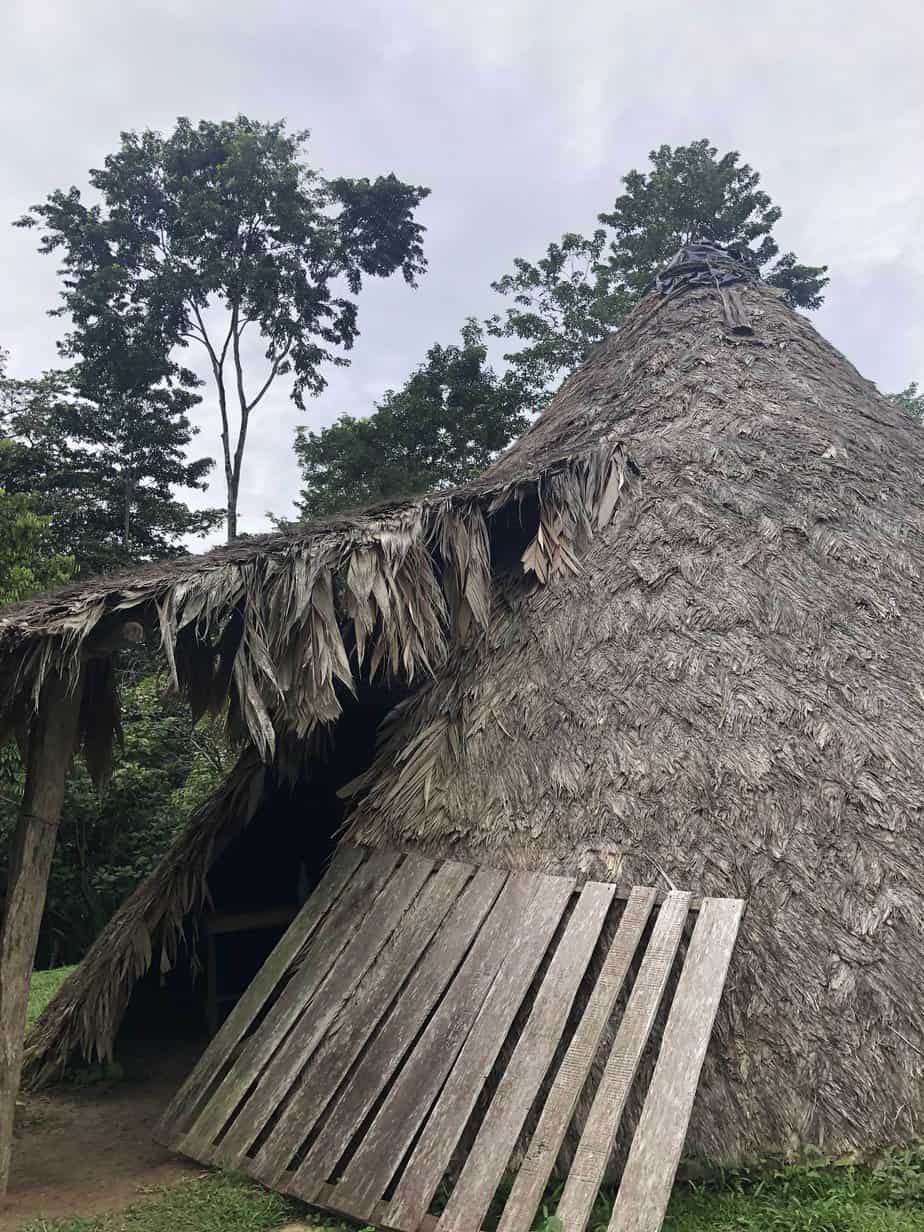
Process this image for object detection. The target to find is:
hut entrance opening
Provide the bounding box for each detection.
[119,679,405,1049]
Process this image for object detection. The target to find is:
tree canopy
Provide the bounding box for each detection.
[889,382,924,421]
[18,115,431,539]
[489,139,829,401]
[0,360,219,574]
[0,483,73,605]
[292,321,528,519]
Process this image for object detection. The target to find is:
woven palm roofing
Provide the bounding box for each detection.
[18,246,924,1163]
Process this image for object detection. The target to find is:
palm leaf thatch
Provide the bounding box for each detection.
[344,261,924,1162]
[14,246,924,1166]
[6,402,633,1081]
[0,443,632,771]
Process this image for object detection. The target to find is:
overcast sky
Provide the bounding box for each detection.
[3,0,922,544]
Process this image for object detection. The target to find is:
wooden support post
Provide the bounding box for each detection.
[0,667,84,1198]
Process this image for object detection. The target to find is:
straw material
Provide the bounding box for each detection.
[18,261,924,1162]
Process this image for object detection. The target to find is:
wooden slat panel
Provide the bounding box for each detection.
[157,844,367,1140]
[283,866,508,1199]
[177,847,403,1156]
[555,892,691,1232]
[163,850,743,1232]
[387,874,576,1232]
[250,860,474,1176]
[212,854,437,1166]
[609,898,744,1232]
[436,881,616,1232]
[318,872,543,1216]
[497,887,656,1232]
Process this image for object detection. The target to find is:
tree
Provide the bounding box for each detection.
[888,382,923,421]
[0,676,230,967]
[18,116,430,540]
[489,139,829,402]
[1,358,220,574]
[0,483,73,604]
[292,321,529,519]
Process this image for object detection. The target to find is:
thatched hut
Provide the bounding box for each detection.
[4,246,923,1181]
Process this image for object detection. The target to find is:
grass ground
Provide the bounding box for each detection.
[26,967,76,1030]
[20,969,924,1232]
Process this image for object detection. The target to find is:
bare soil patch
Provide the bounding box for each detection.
[1,1037,201,1231]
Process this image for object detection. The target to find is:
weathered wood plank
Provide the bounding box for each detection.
[212,854,436,1166]
[158,844,367,1140]
[283,866,507,1199]
[249,859,474,1176]
[387,874,576,1232]
[176,847,402,1155]
[497,887,657,1232]
[555,892,691,1232]
[609,897,744,1232]
[436,881,616,1232]
[315,872,542,1216]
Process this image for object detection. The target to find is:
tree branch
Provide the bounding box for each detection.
[246,340,292,415]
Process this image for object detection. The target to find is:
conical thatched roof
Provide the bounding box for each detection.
[17,247,924,1164]
[344,253,924,1161]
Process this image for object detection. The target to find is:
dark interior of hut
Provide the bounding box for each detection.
[119,677,407,1050]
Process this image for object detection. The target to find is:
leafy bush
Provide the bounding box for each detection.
[1,675,229,965]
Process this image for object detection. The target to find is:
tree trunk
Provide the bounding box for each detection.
[0,668,84,1198]
[226,483,238,541]
[123,469,132,553]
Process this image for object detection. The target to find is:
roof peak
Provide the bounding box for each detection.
[655,242,760,298]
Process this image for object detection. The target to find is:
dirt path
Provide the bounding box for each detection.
[1,1040,201,1231]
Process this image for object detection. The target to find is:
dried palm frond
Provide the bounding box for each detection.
[0,444,633,782]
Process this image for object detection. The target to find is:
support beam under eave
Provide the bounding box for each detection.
[0,667,85,1198]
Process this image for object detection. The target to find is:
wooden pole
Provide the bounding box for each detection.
[0,667,84,1197]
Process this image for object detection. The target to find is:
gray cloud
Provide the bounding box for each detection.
[3,0,923,543]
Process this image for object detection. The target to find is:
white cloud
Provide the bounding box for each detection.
[2,0,922,546]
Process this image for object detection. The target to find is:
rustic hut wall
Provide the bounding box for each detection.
[13,252,924,1169]
[345,280,924,1162]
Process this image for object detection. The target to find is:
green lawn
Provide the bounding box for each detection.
[21,969,924,1232]
[26,965,76,1029]
[19,1152,924,1232]
[18,1173,308,1232]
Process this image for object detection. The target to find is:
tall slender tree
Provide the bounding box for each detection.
[18,116,430,539]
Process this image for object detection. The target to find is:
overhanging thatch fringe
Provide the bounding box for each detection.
[0,441,634,778]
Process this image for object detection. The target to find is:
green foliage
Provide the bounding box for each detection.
[598,140,829,306]
[19,115,430,538]
[489,139,829,401]
[292,320,529,519]
[27,965,76,1028]
[889,382,924,421]
[0,477,74,602]
[660,1151,924,1231]
[21,1151,924,1232]
[19,1172,309,1232]
[1,677,230,965]
[0,359,221,575]
[487,232,633,404]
